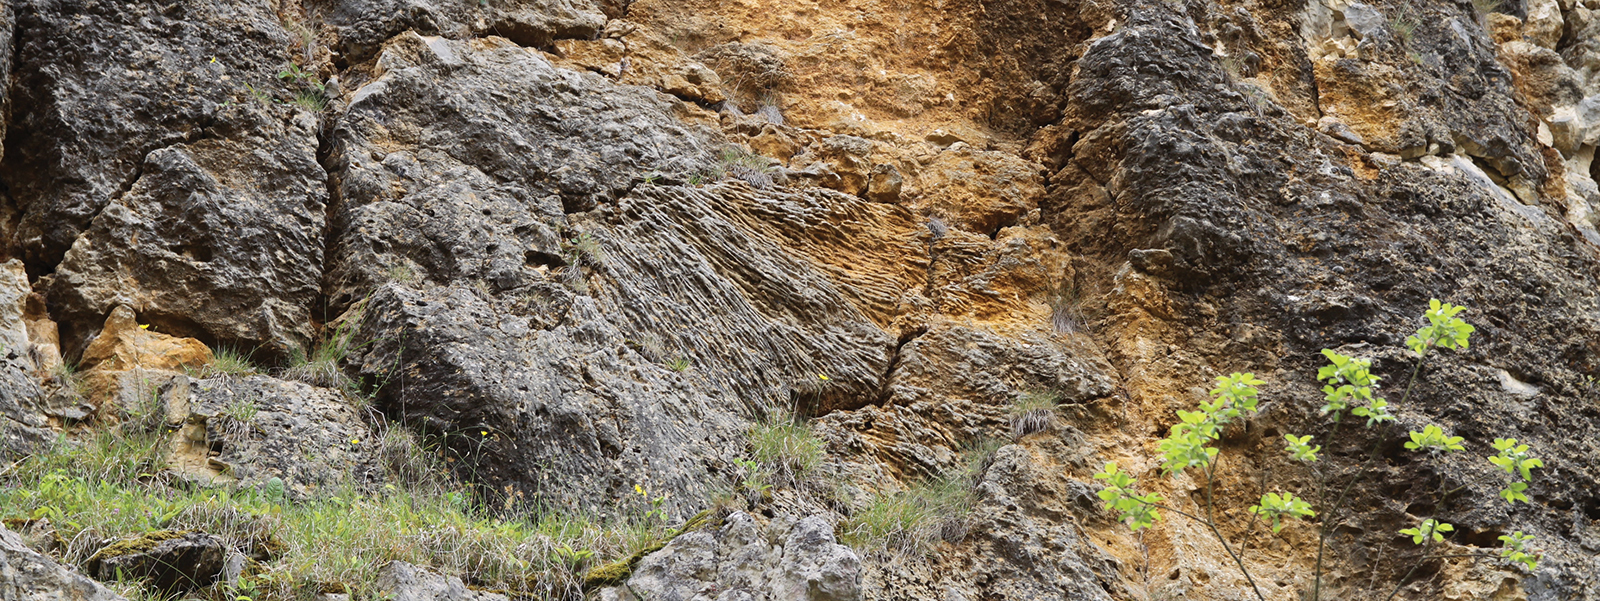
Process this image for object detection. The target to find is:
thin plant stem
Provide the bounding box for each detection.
[1312,336,1438,601]
[1204,456,1269,601]
[1384,522,1439,601]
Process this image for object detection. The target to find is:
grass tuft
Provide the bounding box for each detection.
[840,439,1000,556]
[284,306,363,395]
[1008,390,1060,439]
[749,412,824,486]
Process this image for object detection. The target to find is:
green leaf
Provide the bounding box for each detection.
[1250,491,1315,533]
[1284,433,1320,462]
[1400,519,1453,545]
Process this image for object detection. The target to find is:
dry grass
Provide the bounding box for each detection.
[1008,390,1060,439]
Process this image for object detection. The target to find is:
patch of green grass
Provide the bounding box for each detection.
[840,439,999,556]
[749,413,824,484]
[1390,13,1419,45]
[0,427,685,601]
[188,347,259,380]
[386,263,416,284]
[665,357,690,372]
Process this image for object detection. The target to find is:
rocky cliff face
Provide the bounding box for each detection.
[2,0,1599,599]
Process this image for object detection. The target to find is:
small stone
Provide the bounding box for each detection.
[1129,249,1175,275]
[865,164,903,203]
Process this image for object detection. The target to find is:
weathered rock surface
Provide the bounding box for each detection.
[610,513,861,601]
[324,32,718,310]
[49,104,327,360]
[166,374,385,496]
[0,524,126,601]
[376,561,510,601]
[311,0,607,61]
[2,0,311,275]
[2,0,1600,597]
[86,531,227,593]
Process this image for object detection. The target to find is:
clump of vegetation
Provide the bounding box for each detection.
[748,412,825,485]
[1043,276,1096,335]
[277,63,328,112]
[1389,11,1420,45]
[187,346,259,380]
[665,357,691,372]
[749,412,825,486]
[840,439,1001,555]
[714,147,778,189]
[284,305,363,395]
[1471,0,1501,16]
[1008,390,1059,439]
[1094,300,1544,601]
[556,231,603,295]
[386,263,416,284]
[0,424,696,601]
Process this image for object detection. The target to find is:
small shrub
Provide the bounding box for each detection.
[1471,0,1501,15]
[1008,390,1059,439]
[665,357,690,372]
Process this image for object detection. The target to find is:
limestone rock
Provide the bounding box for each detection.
[324,32,719,310]
[87,531,227,593]
[0,354,50,460]
[375,561,510,601]
[166,375,385,496]
[0,524,125,601]
[77,306,211,408]
[616,513,861,601]
[913,146,1045,235]
[313,0,607,60]
[1524,0,1564,49]
[50,104,327,359]
[2,0,307,272]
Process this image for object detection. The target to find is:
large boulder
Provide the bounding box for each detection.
[3,0,310,273]
[323,32,719,310]
[0,524,125,601]
[164,375,386,497]
[48,105,327,359]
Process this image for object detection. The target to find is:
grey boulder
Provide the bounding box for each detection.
[0,524,125,601]
[616,513,860,601]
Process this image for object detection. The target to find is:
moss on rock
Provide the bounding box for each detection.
[581,509,719,588]
[85,529,193,563]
